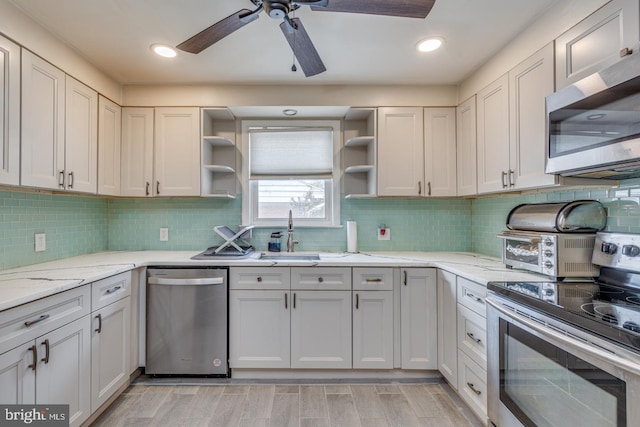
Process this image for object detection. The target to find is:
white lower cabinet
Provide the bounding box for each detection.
[229,290,291,369]
[457,350,488,420]
[400,268,437,369]
[437,269,457,388]
[353,291,393,369]
[290,290,352,369]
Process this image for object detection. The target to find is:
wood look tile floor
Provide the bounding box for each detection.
[92,380,483,427]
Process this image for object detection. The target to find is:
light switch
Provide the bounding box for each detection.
[35,233,46,252]
[160,228,169,241]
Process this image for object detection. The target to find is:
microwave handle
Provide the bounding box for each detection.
[496,234,541,244]
[487,297,640,377]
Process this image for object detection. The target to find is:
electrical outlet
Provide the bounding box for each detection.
[377,228,391,241]
[35,233,46,252]
[160,227,169,241]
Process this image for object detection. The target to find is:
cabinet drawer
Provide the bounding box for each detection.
[0,285,91,354]
[457,304,487,369]
[457,277,487,316]
[230,267,290,290]
[457,350,488,423]
[92,271,131,311]
[292,267,351,290]
[353,268,393,291]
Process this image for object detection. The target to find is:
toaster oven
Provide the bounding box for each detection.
[497,230,599,279]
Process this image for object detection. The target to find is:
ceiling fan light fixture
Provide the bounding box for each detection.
[151,44,178,58]
[417,37,443,53]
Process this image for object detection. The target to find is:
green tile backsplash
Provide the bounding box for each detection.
[2,179,640,272]
[0,190,107,271]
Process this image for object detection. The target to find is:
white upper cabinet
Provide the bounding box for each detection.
[456,96,477,196]
[65,75,98,193]
[377,107,424,196]
[97,96,121,196]
[121,107,154,197]
[154,107,201,196]
[424,108,457,197]
[0,35,20,187]
[21,50,98,193]
[555,0,640,89]
[509,43,555,190]
[21,49,66,190]
[476,73,510,194]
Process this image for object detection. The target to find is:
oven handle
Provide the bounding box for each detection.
[486,296,640,377]
[496,234,541,244]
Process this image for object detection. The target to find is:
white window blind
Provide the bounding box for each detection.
[249,128,334,178]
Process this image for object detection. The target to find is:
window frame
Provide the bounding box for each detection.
[241,119,342,228]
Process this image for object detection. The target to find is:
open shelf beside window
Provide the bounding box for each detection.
[201,108,238,198]
[343,108,377,198]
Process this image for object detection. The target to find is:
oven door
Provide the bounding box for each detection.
[487,295,640,427]
[498,233,543,274]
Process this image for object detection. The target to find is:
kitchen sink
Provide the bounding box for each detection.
[259,253,320,261]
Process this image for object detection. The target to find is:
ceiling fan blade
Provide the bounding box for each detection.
[280,18,326,77]
[311,0,436,19]
[176,9,259,54]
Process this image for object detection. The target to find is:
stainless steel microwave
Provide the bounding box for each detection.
[546,52,640,179]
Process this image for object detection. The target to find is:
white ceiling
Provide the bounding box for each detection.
[8,0,562,86]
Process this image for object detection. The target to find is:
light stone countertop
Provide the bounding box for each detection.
[0,250,551,312]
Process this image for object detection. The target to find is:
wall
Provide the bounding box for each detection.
[472,180,640,258]
[108,197,472,253]
[0,190,108,271]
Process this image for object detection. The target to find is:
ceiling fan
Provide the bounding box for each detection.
[176,0,436,77]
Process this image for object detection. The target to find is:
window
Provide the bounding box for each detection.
[242,120,341,227]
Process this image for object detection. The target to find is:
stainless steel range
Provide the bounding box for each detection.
[487,232,640,427]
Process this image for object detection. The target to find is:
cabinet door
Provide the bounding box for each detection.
[400,268,437,370]
[377,107,424,196]
[20,49,66,190]
[98,96,122,196]
[65,75,98,193]
[229,290,290,368]
[0,342,36,404]
[353,291,393,369]
[154,107,200,196]
[291,290,352,369]
[91,297,130,412]
[456,96,477,196]
[36,316,91,427]
[477,74,510,194]
[509,43,556,190]
[437,270,457,389]
[121,107,154,197]
[555,0,640,89]
[424,108,456,197]
[0,35,20,186]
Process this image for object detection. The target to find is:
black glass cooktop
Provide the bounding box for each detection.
[488,267,640,353]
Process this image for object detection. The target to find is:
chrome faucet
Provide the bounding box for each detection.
[286,209,298,252]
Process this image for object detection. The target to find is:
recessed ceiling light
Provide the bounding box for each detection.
[417,37,444,53]
[151,44,177,58]
[282,109,298,116]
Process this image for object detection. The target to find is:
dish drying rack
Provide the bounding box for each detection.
[211,225,254,255]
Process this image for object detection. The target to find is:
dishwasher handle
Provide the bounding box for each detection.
[148,277,224,286]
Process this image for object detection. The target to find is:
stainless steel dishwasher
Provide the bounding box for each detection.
[146,267,228,376]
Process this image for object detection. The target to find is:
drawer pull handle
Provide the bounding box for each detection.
[467,292,484,303]
[105,285,122,294]
[95,314,103,333]
[293,293,296,309]
[58,170,65,188]
[41,339,50,364]
[257,276,263,282]
[156,180,160,195]
[146,181,150,196]
[365,278,382,283]
[403,271,408,286]
[355,293,359,309]
[25,314,50,327]
[318,277,324,283]
[466,332,482,344]
[467,382,482,395]
[68,171,74,189]
[28,345,37,372]
[284,293,288,309]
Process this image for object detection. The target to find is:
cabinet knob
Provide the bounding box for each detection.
[318,277,324,283]
[257,276,263,282]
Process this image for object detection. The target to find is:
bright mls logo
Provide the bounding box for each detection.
[1,405,68,426]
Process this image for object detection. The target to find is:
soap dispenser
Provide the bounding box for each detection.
[268,232,282,252]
